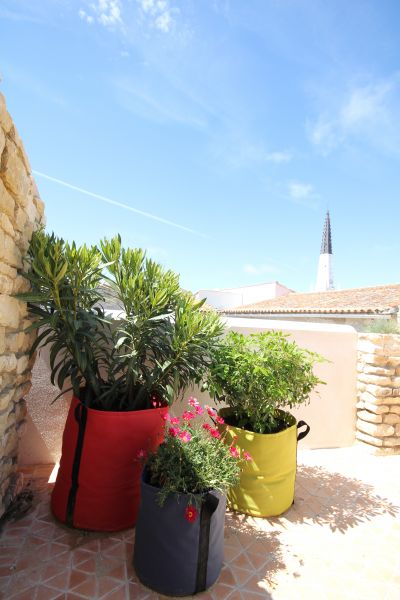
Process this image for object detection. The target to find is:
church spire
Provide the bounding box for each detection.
[320,210,332,254]
[316,210,334,292]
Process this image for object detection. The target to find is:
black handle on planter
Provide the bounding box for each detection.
[66,402,88,526]
[195,493,220,593]
[297,420,310,441]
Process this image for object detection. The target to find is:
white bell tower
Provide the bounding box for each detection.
[316,211,334,291]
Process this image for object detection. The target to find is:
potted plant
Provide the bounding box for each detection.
[204,330,324,517]
[19,231,223,531]
[133,397,248,596]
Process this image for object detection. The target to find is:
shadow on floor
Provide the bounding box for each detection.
[281,464,400,533]
[225,511,292,586]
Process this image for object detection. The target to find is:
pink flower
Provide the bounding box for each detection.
[216,415,225,424]
[161,413,170,421]
[179,431,192,443]
[202,423,211,431]
[136,449,147,459]
[229,446,240,458]
[243,451,253,461]
[209,428,221,439]
[182,411,196,421]
[195,405,204,416]
[168,426,180,437]
[188,397,200,408]
[205,405,217,417]
[170,417,180,425]
[184,505,198,523]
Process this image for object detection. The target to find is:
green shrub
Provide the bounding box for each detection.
[18,231,223,411]
[364,319,400,334]
[204,331,325,434]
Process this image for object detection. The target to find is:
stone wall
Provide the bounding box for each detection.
[356,333,400,454]
[0,93,44,517]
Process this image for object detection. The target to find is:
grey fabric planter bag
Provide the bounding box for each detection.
[133,470,226,596]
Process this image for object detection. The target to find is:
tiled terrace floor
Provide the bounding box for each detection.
[1,446,399,600]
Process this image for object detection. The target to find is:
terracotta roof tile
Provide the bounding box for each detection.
[223,284,400,315]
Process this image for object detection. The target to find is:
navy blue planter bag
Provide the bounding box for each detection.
[133,470,226,596]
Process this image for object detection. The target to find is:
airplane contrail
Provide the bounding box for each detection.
[33,170,206,237]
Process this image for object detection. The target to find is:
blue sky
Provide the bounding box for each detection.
[1,0,400,293]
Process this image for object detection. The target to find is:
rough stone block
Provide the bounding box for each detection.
[383,413,400,424]
[359,353,389,366]
[386,357,400,367]
[364,384,393,397]
[14,207,28,232]
[0,94,13,132]
[0,274,15,295]
[2,428,18,455]
[0,263,17,281]
[33,196,45,218]
[0,389,14,411]
[358,391,379,405]
[361,401,389,414]
[0,230,23,269]
[0,328,5,354]
[0,213,15,238]
[370,396,400,406]
[16,355,29,375]
[12,129,31,174]
[357,419,394,437]
[387,405,400,415]
[355,431,383,447]
[357,410,382,424]
[0,354,17,373]
[358,373,393,386]
[382,436,400,447]
[0,126,5,156]
[0,179,15,219]
[0,295,21,328]
[357,340,386,355]
[0,139,31,204]
[14,399,27,422]
[0,409,10,434]
[358,364,395,376]
[396,423,400,436]
[15,381,32,400]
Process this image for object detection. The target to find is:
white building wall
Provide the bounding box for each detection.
[196,282,292,310]
[316,253,334,291]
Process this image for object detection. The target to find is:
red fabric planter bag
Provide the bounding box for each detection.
[51,396,167,531]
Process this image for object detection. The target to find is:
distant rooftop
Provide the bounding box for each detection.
[223,283,400,315]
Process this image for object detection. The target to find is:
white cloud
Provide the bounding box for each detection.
[79,0,122,29]
[243,263,279,275]
[78,9,94,24]
[265,151,292,163]
[288,182,319,208]
[309,75,400,155]
[212,138,292,169]
[137,0,178,33]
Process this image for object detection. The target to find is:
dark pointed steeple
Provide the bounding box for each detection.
[320,210,332,255]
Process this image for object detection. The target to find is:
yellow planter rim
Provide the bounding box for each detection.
[218,407,297,439]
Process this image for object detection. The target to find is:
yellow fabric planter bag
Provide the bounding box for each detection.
[219,409,310,517]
